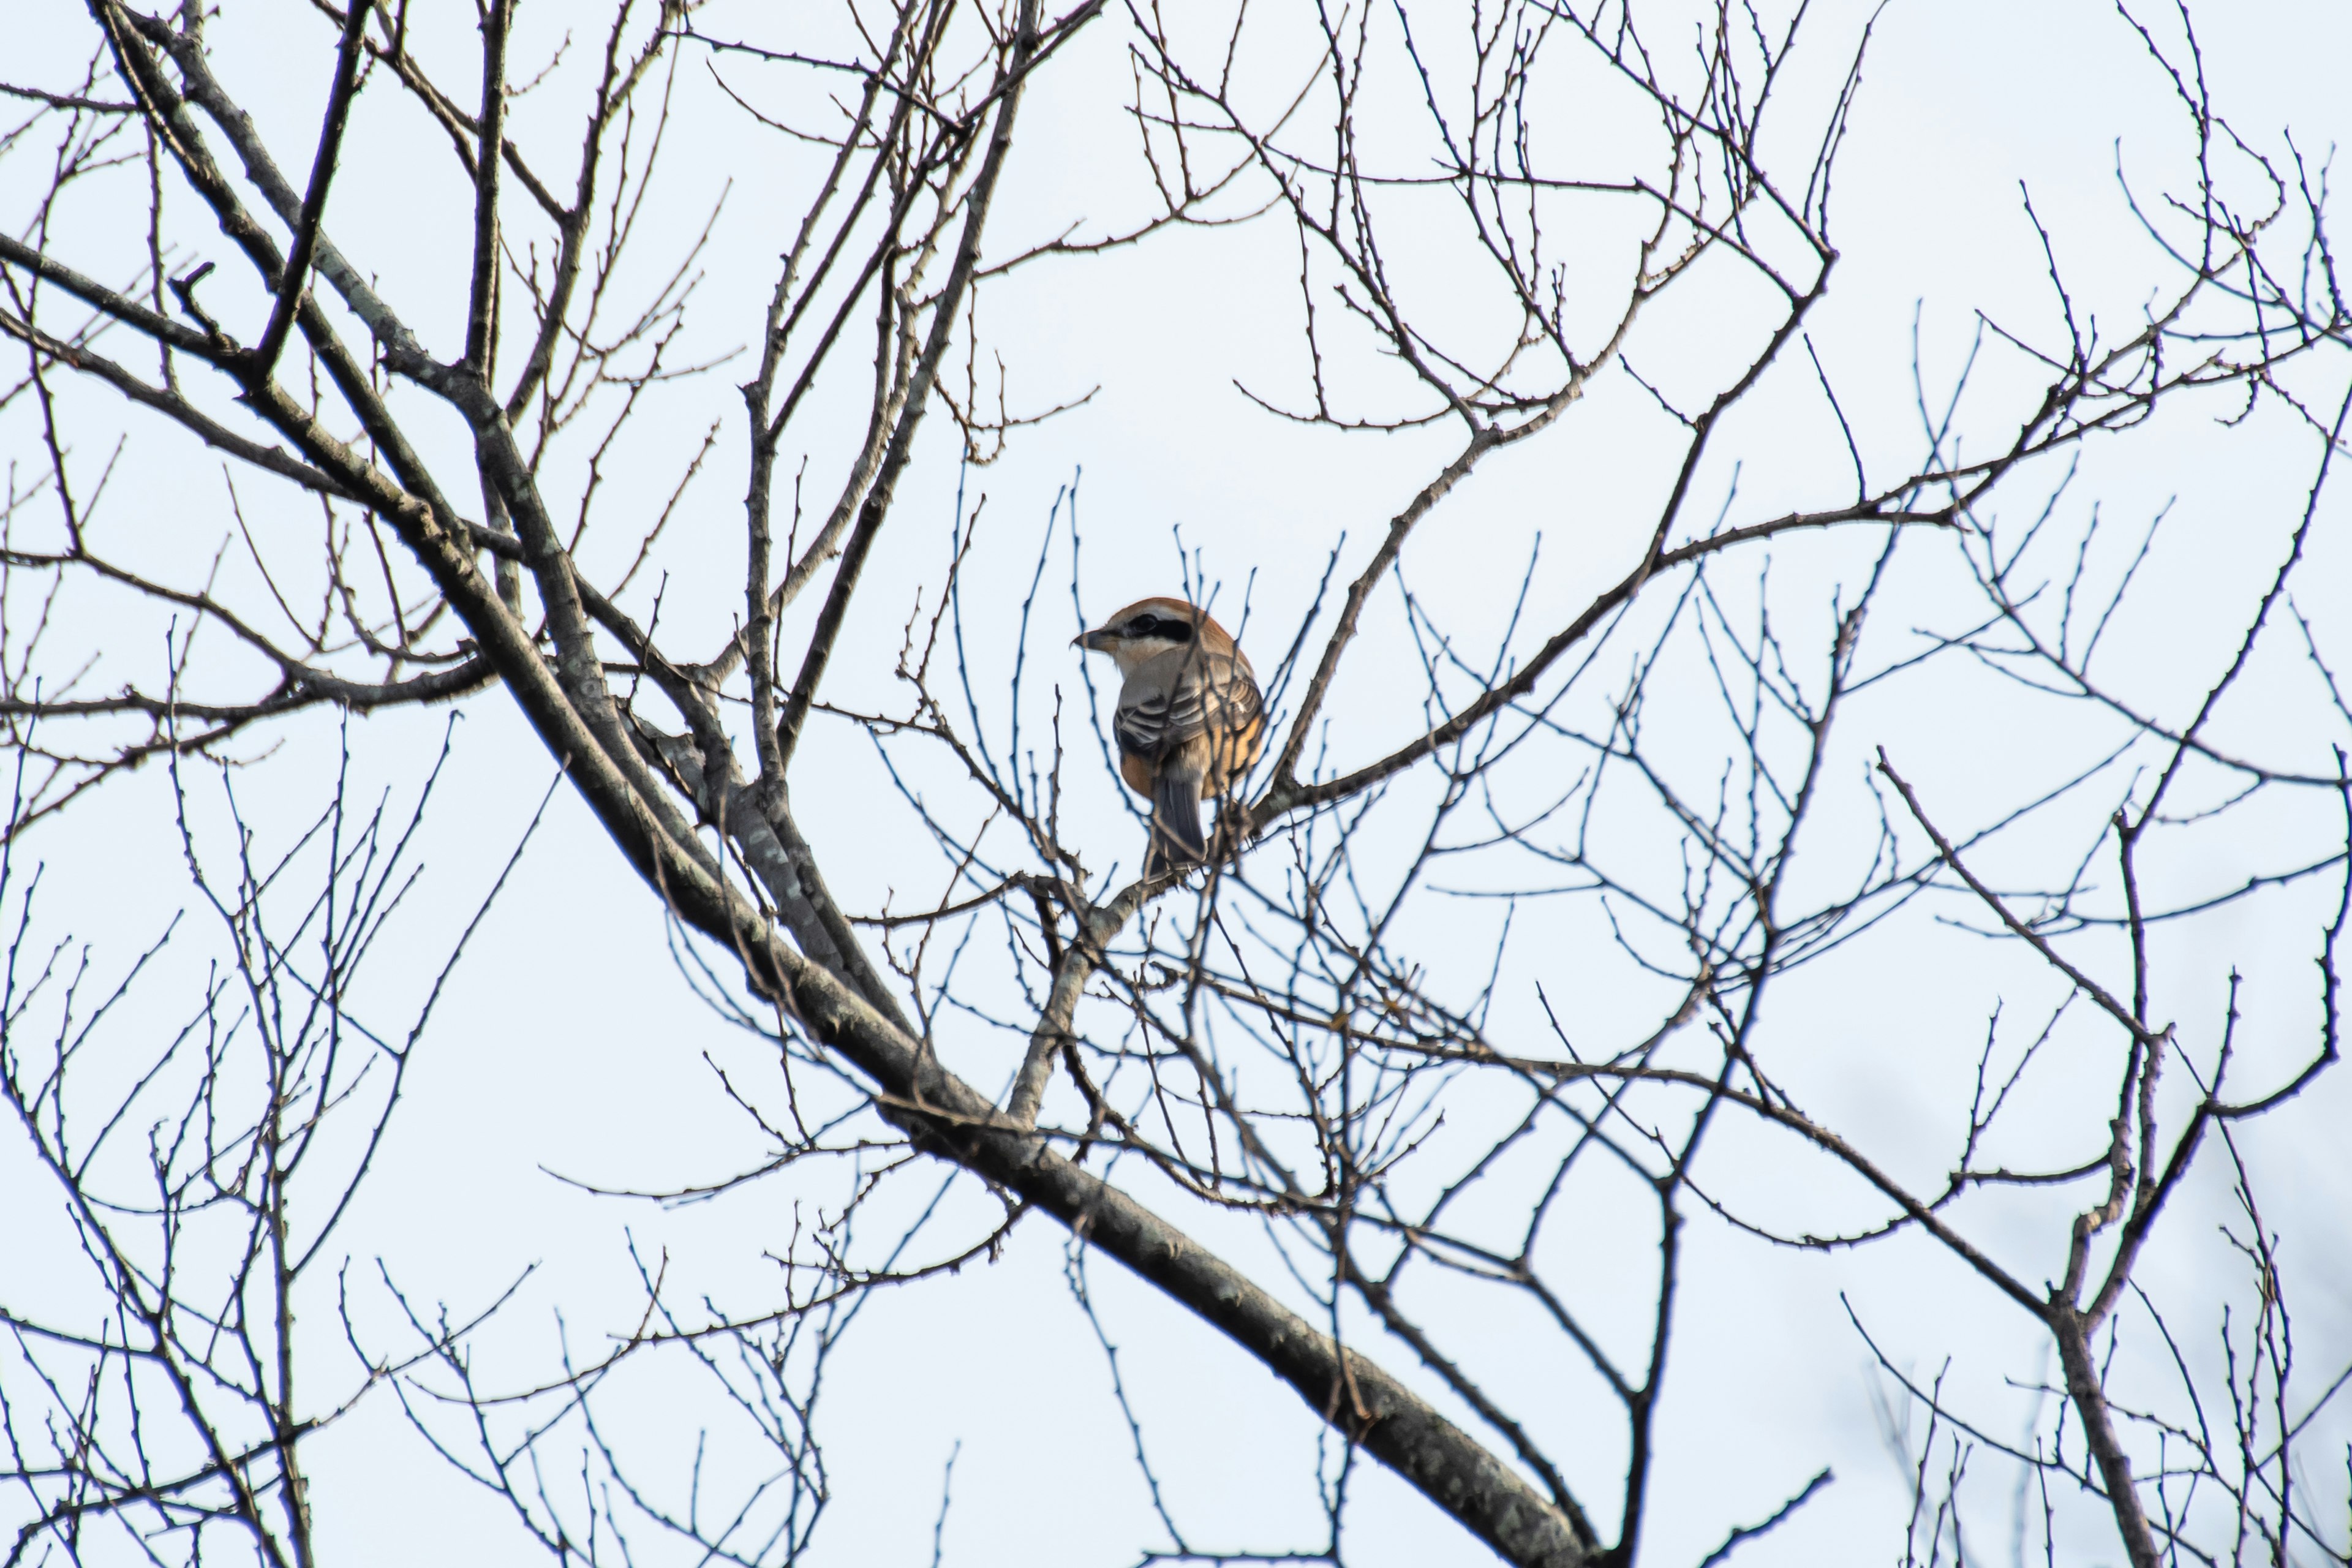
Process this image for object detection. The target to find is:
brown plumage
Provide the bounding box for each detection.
[1075,597,1265,876]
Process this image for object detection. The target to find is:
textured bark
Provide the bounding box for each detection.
[2052,1313,2161,1568]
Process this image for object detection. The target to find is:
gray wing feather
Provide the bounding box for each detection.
[1116,653,1252,762]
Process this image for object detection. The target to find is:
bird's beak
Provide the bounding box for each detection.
[1074,627,1112,652]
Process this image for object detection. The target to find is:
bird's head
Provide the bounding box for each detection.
[1074,597,1238,676]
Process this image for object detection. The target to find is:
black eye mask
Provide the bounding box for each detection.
[1129,615,1194,642]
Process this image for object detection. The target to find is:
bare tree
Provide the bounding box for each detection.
[0,724,543,1565]
[2,1,2348,1566]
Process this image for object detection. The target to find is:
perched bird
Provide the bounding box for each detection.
[1076,597,1265,876]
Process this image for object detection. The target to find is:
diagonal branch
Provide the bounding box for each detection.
[249,0,372,375]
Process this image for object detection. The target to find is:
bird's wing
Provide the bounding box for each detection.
[1116,650,1254,762]
[1216,658,1264,742]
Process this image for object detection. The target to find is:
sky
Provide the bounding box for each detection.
[4,2,2351,1566]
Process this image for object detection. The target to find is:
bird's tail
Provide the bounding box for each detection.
[1146,764,1208,878]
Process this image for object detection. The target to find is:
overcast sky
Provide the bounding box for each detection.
[6,2,2351,1565]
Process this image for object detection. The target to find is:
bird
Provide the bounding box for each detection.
[1075,597,1265,877]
